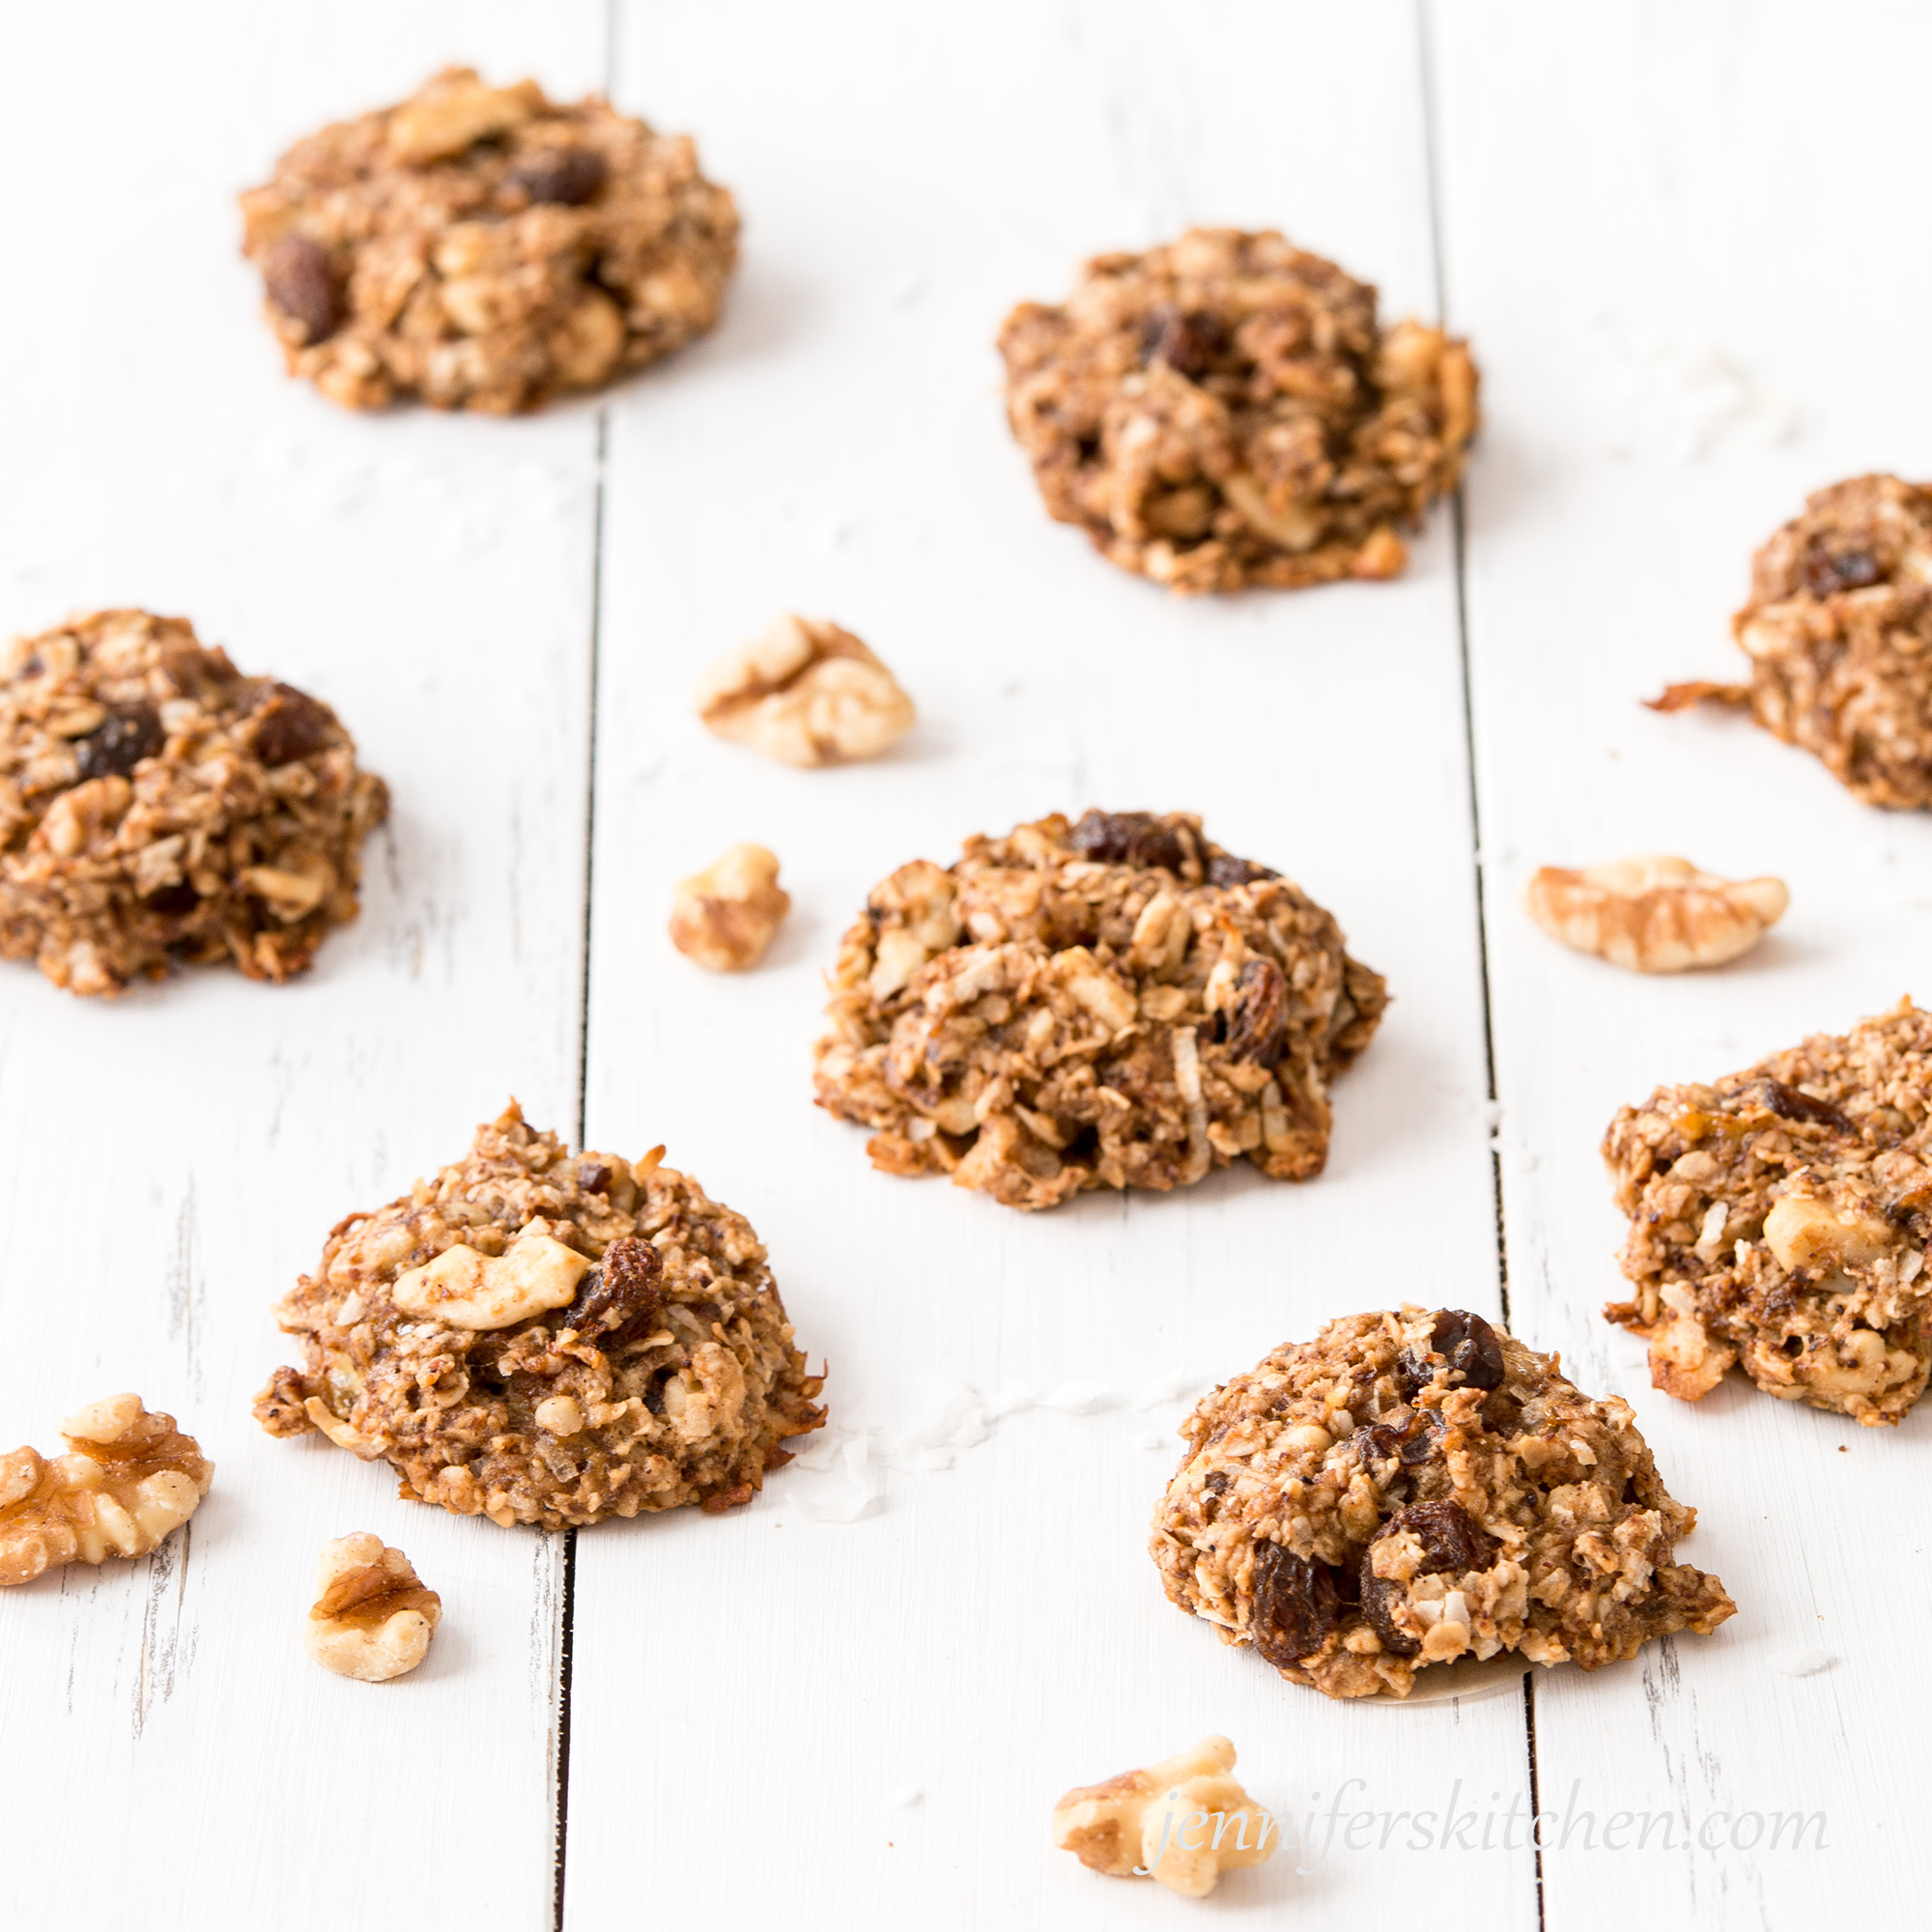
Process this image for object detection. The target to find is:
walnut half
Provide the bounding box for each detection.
[0,1395,213,1587]
[696,614,915,767]
[668,843,790,970]
[1050,1735,1276,1898]
[1524,854,1787,973]
[305,1533,442,1681]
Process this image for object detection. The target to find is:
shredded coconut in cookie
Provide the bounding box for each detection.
[1151,1308,1734,1700]
[241,67,737,413]
[1604,998,1932,1424]
[1652,474,1932,808]
[0,610,386,996]
[254,1104,825,1527]
[998,227,1477,593]
[814,810,1385,1210]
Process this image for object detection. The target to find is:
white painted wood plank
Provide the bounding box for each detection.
[568,3,1533,1922]
[1435,2,1931,1922]
[0,7,606,1926]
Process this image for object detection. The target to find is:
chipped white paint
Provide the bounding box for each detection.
[0,2,1919,1928]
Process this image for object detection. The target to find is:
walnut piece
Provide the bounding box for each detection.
[304,1533,442,1681]
[668,843,790,971]
[390,1226,591,1329]
[696,615,915,767]
[1051,1736,1275,1898]
[1524,855,1787,973]
[0,1395,213,1586]
[385,72,542,164]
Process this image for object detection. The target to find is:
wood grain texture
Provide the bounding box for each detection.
[1434,2,1932,1923]
[566,2,1529,1924]
[0,6,606,1925]
[6,1,1923,1925]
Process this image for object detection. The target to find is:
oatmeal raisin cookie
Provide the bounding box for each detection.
[254,1103,825,1528]
[813,810,1386,1209]
[0,610,386,996]
[241,67,737,412]
[997,227,1477,593]
[1604,998,1932,1425]
[1151,1308,1734,1700]
[1653,474,1932,807]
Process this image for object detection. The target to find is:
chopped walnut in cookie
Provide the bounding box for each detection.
[1650,474,1932,808]
[253,1102,825,1528]
[1151,1309,1733,1698]
[0,611,387,995]
[305,1534,442,1681]
[814,810,1386,1209]
[696,615,915,767]
[241,67,737,413]
[1604,997,1932,1423]
[1524,855,1787,973]
[1052,1736,1276,1898]
[998,227,1477,593]
[0,1397,213,1587]
[668,843,790,970]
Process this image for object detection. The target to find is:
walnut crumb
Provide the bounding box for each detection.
[696,615,914,767]
[1051,1736,1275,1897]
[0,1395,213,1587]
[1524,854,1787,972]
[304,1533,441,1681]
[668,843,790,970]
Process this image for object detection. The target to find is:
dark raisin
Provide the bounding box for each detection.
[685,1297,724,1330]
[1203,1470,1231,1494]
[1381,1498,1497,1576]
[1751,1077,1856,1137]
[75,704,163,781]
[261,235,344,345]
[1207,854,1280,888]
[143,883,200,918]
[577,1160,613,1194]
[250,684,335,766]
[1067,810,1185,873]
[1249,1543,1341,1667]
[1224,956,1289,1065]
[1359,1570,1421,1657]
[1140,305,1225,379]
[642,1369,671,1415]
[562,1235,662,1344]
[1803,542,1883,597]
[1404,1309,1506,1396]
[506,146,608,206]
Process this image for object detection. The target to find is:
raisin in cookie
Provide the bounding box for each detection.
[814,810,1386,1210]
[1652,474,1932,807]
[997,228,1477,594]
[241,67,737,413]
[1604,998,1932,1425]
[254,1104,824,1528]
[1151,1309,1735,1700]
[0,611,386,997]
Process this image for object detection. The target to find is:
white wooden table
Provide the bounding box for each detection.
[2,4,1924,1926]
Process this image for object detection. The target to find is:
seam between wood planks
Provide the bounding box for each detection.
[1416,6,1544,1929]
[554,343,612,1932]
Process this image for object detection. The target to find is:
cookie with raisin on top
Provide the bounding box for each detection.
[815,810,1386,1210]
[1151,1307,1733,1699]
[242,67,736,413]
[0,609,385,996]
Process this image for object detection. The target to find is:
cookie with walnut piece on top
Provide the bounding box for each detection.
[0,610,386,996]
[1151,1308,1734,1700]
[998,227,1477,593]
[1651,474,1932,807]
[241,67,737,413]
[254,1103,825,1528]
[1604,997,1932,1424]
[814,810,1386,1209]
